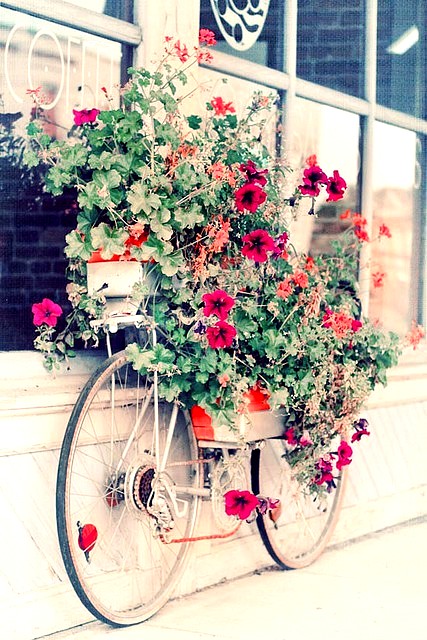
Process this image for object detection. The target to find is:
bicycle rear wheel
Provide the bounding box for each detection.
[56,351,200,626]
[251,439,347,569]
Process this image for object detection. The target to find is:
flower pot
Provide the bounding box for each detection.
[86,260,156,315]
[190,386,285,443]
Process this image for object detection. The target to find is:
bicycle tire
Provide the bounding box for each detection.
[56,350,200,626]
[251,439,347,569]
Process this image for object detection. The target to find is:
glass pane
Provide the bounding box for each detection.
[200,0,285,70]
[0,8,122,350]
[296,0,365,98]
[57,0,133,21]
[376,0,426,118]
[287,98,360,255]
[369,123,419,334]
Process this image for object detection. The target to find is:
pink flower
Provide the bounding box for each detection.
[283,427,297,445]
[199,29,217,46]
[336,441,353,470]
[218,373,230,387]
[299,430,313,446]
[32,298,63,327]
[313,457,335,489]
[72,108,100,126]
[235,183,267,213]
[298,165,327,197]
[224,490,260,520]
[326,170,347,202]
[210,96,235,116]
[241,229,276,263]
[206,321,237,349]
[351,318,363,332]
[238,160,268,187]
[202,289,235,320]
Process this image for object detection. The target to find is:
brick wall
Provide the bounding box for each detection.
[0,119,72,350]
[296,0,365,97]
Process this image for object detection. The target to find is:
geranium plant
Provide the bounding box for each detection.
[25,30,421,499]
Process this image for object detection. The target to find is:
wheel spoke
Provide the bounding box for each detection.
[56,351,200,625]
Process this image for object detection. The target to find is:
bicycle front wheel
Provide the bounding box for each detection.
[251,439,347,569]
[56,351,200,626]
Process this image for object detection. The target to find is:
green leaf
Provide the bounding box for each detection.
[157,250,185,277]
[64,230,94,261]
[90,223,128,259]
[23,149,39,168]
[187,115,202,130]
[150,207,173,240]
[77,209,99,235]
[127,181,162,215]
[174,203,204,230]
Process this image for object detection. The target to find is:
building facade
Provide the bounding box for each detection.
[0,1,426,637]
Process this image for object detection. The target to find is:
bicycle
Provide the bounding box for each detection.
[56,310,347,627]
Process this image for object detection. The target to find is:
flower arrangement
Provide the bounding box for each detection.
[25,30,421,500]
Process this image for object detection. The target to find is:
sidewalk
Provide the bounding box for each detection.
[40,518,426,640]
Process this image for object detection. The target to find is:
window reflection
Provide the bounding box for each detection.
[57,0,133,21]
[376,0,425,117]
[369,123,419,334]
[288,98,360,254]
[296,0,365,98]
[200,0,284,70]
[0,7,122,130]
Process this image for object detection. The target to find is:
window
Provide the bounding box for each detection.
[296,0,366,98]
[0,4,137,350]
[376,0,426,118]
[370,123,420,334]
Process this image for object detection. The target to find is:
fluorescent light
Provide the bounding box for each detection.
[387,25,419,55]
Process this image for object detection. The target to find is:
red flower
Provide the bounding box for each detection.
[372,270,385,288]
[238,160,268,186]
[202,289,235,321]
[173,40,189,62]
[72,108,100,126]
[405,321,425,350]
[305,256,316,271]
[336,441,353,470]
[292,269,309,288]
[298,165,327,197]
[206,321,237,349]
[326,170,347,202]
[32,298,63,327]
[354,227,370,242]
[276,277,293,300]
[241,229,276,263]
[199,29,217,46]
[210,96,235,116]
[235,183,267,213]
[224,489,260,520]
[379,223,392,238]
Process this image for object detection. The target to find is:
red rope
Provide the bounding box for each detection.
[160,522,241,544]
